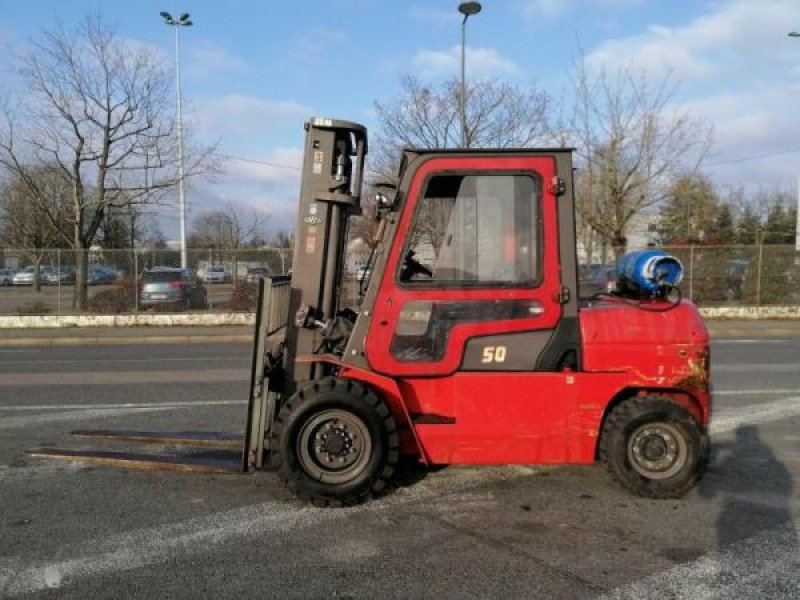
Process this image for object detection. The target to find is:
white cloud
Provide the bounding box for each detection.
[291,27,346,64]
[587,32,712,79]
[184,147,304,235]
[674,86,800,190]
[187,43,247,78]
[517,0,644,20]
[581,0,800,192]
[221,147,303,189]
[412,45,520,80]
[196,94,312,137]
[586,0,799,81]
[407,6,460,25]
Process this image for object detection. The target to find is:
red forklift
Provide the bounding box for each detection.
[31,118,711,506]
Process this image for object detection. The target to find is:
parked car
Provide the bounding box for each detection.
[87,266,117,285]
[245,267,272,283]
[0,268,16,286]
[203,265,231,284]
[44,266,76,285]
[725,259,749,301]
[579,264,617,298]
[139,268,208,311]
[12,266,56,286]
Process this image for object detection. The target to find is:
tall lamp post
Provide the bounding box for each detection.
[161,11,192,268]
[789,31,800,252]
[458,2,482,148]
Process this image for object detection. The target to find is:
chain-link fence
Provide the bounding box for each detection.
[0,247,293,316]
[579,245,800,305]
[662,245,800,306]
[0,244,798,317]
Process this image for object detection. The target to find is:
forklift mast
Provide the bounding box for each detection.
[282,118,367,391]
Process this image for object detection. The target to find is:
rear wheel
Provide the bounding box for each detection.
[273,377,399,507]
[599,395,709,499]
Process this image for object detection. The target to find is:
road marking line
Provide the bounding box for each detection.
[599,521,800,599]
[711,396,800,435]
[0,467,537,596]
[0,463,89,483]
[714,389,799,396]
[0,368,247,386]
[0,407,180,431]
[714,339,794,344]
[0,356,249,365]
[713,364,800,373]
[0,400,246,411]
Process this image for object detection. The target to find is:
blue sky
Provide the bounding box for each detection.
[2,0,799,238]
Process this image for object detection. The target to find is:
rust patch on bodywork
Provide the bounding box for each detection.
[675,349,710,390]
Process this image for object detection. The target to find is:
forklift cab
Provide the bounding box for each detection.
[347,150,581,379]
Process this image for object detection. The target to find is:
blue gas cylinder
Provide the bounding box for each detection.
[616,249,684,295]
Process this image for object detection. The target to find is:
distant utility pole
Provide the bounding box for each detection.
[161,11,193,268]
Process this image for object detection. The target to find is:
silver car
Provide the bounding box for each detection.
[12,266,55,286]
[139,268,208,311]
[203,265,231,284]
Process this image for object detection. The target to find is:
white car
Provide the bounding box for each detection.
[203,266,230,284]
[12,266,55,285]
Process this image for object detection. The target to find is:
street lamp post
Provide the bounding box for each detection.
[161,11,193,269]
[458,2,482,148]
[789,31,800,252]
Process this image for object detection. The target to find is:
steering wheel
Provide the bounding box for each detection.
[400,250,433,281]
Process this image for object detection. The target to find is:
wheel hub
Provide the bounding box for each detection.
[641,435,668,461]
[627,422,688,480]
[297,409,371,484]
[315,420,359,465]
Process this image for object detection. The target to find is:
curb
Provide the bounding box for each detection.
[0,334,253,347]
[0,313,256,329]
[698,307,800,319]
[2,306,800,330]
[706,328,800,339]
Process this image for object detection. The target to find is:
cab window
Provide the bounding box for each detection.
[400,174,540,287]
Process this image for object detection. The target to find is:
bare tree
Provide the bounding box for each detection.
[373,76,553,180]
[191,201,269,249]
[190,200,270,278]
[270,229,293,249]
[0,15,213,308]
[359,76,553,248]
[0,166,71,290]
[566,59,713,259]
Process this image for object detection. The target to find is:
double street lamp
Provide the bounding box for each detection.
[458,2,482,148]
[161,11,193,269]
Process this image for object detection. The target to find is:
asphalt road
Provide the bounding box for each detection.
[1,338,800,598]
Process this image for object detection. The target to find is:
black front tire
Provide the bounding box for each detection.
[599,395,709,499]
[273,377,399,507]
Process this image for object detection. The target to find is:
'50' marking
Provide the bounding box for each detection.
[481,345,507,363]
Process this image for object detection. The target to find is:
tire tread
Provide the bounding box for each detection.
[599,394,709,499]
[272,376,399,507]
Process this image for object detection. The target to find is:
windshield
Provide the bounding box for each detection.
[142,271,182,282]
